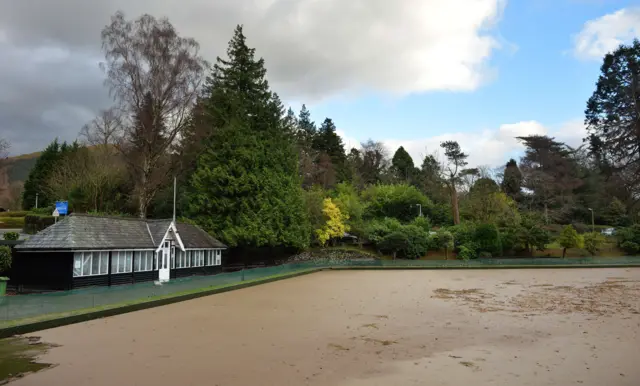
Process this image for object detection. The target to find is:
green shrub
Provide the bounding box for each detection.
[362,184,433,223]
[499,226,518,254]
[0,211,29,218]
[426,203,454,227]
[620,241,640,254]
[518,216,551,254]
[364,217,402,246]
[478,251,492,259]
[402,225,431,259]
[557,225,583,258]
[410,216,432,233]
[617,224,640,254]
[458,243,478,261]
[3,232,19,241]
[448,222,476,248]
[474,223,502,257]
[583,232,605,256]
[431,230,454,258]
[0,217,26,229]
[30,207,55,215]
[24,215,56,234]
[0,246,11,273]
[379,231,409,259]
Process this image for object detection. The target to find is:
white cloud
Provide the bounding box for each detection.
[338,119,587,168]
[573,7,640,60]
[0,0,506,101]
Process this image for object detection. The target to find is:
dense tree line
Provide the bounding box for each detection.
[17,12,640,258]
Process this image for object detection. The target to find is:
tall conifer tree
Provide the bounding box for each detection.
[185,26,309,248]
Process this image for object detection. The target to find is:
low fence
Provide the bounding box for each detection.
[0,257,639,324]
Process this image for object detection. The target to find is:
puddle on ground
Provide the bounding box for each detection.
[0,337,56,384]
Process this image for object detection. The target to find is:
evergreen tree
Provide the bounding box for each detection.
[391,146,415,182]
[501,159,523,201]
[22,139,77,210]
[185,25,309,249]
[585,39,640,194]
[440,141,470,225]
[418,154,447,203]
[313,118,346,185]
[297,104,316,147]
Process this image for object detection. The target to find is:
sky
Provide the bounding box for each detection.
[1,0,639,168]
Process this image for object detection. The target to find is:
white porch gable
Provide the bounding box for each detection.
[155,221,186,252]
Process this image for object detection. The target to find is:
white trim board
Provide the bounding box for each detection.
[155,221,186,252]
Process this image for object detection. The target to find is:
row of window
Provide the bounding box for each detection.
[73,249,222,277]
[176,250,221,268]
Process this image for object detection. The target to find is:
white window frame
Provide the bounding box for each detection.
[134,251,154,272]
[112,250,133,274]
[205,250,213,266]
[73,251,109,277]
[175,249,224,268]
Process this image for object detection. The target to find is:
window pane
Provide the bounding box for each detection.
[82,253,91,276]
[112,252,119,273]
[125,251,133,272]
[117,253,124,273]
[73,253,82,277]
[134,252,141,272]
[100,252,109,274]
[91,252,100,275]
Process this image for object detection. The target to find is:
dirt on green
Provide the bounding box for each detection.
[0,337,54,384]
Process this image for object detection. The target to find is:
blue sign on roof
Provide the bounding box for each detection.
[55,201,69,216]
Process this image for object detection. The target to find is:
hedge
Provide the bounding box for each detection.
[0,211,29,218]
[23,215,56,234]
[0,217,25,229]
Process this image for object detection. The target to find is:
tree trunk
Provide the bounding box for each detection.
[562,247,566,258]
[450,185,460,225]
[444,247,448,260]
[544,203,549,224]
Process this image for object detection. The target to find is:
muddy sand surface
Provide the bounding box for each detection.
[10,268,640,386]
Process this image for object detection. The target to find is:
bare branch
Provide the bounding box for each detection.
[100,11,208,218]
[79,107,124,147]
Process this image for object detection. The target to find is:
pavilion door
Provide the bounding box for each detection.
[159,241,170,282]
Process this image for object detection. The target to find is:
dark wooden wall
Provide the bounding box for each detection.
[171,266,222,279]
[11,251,73,291]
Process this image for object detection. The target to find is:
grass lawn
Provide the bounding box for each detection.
[0,268,320,331]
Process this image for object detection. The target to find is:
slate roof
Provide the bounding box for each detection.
[176,223,226,249]
[16,214,226,251]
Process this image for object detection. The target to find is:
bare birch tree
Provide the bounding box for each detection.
[100,11,208,218]
[0,138,8,159]
[79,107,123,147]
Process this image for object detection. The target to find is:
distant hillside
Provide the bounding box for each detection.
[0,151,41,208]
[2,151,40,183]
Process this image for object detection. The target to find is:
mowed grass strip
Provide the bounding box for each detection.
[0,268,321,335]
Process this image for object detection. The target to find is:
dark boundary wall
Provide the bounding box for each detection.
[3,263,640,338]
[329,264,640,270]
